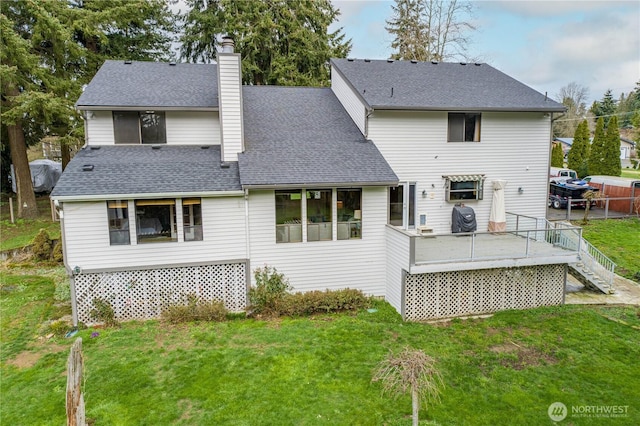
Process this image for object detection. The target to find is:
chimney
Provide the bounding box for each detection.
[217,36,244,162]
[221,36,235,53]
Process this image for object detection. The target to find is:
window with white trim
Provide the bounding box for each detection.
[183,198,203,241]
[113,111,166,144]
[448,113,481,142]
[274,188,363,243]
[445,175,485,201]
[107,200,130,245]
[135,199,177,243]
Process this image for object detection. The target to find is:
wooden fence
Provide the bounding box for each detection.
[66,338,86,426]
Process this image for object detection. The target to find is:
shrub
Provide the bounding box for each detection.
[161,294,228,323]
[52,241,63,262]
[277,288,370,317]
[248,266,292,314]
[90,298,119,327]
[31,229,52,260]
[41,319,73,337]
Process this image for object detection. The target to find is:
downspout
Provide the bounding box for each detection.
[244,188,251,291]
[364,107,374,138]
[57,201,79,326]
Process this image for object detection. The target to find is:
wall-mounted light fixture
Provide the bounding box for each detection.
[518,187,524,194]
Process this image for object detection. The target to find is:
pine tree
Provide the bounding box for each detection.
[567,120,590,177]
[386,0,429,61]
[551,143,564,168]
[588,117,606,176]
[603,116,621,176]
[385,0,477,62]
[181,0,351,86]
[591,89,617,127]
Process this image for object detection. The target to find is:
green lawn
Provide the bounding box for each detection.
[576,217,640,281]
[0,195,61,251]
[621,168,640,179]
[1,273,639,425]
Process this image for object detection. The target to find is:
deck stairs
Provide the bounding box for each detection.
[548,221,616,294]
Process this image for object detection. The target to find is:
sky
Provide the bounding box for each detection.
[330,0,640,105]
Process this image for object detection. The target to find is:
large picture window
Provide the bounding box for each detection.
[337,189,361,240]
[183,198,203,241]
[448,113,481,142]
[113,111,166,144]
[107,200,130,245]
[135,199,177,243]
[275,190,302,243]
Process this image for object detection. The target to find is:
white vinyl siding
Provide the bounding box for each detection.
[165,111,220,145]
[331,67,367,134]
[61,197,247,270]
[86,111,115,145]
[247,187,388,296]
[86,110,220,146]
[217,54,244,162]
[385,226,411,315]
[368,111,551,233]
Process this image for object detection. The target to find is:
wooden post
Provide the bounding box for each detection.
[9,197,15,223]
[66,338,86,426]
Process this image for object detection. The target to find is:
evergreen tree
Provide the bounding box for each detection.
[180,0,351,86]
[1,0,177,217]
[551,143,564,168]
[567,120,590,178]
[553,82,589,138]
[386,0,477,62]
[603,115,621,176]
[386,0,429,61]
[591,89,616,127]
[588,117,606,176]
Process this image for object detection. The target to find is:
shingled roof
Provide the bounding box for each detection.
[76,61,218,109]
[331,58,565,112]
[238,86,398,187]
[51,145,241,199]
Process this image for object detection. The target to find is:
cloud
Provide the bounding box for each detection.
[479,0,623,17]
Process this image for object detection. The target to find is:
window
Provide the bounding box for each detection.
[135,199,176,243]
[275,190,302,243]
[337,189,361,240]
[445,175,485,201]
[448,113,481,142]
[307,189,332,241]
[113,111,166,144]
[107,201,130,245]
[183,198,203,241]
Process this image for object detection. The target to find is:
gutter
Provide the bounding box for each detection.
[51,190,245,202]
[76,105,219,112]
[241,181,399,190]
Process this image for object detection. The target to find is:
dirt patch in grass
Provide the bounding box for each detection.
[6,351,42,368]
[489,341,557,370]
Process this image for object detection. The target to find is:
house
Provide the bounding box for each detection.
[554,136,636,160]
[52,39,580,324]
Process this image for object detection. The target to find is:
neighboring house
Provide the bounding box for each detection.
[554,136,635,160]
[52,40,578,324]
[620,137,636,160]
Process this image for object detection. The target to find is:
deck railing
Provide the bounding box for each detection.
[403,214,582,266]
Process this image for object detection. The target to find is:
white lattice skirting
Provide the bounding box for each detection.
[74,262,247,323]
[403,264,565,321]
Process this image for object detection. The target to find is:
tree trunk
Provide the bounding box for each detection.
[4,85,39,219]
[412,388,419,426]
[61,140,71,170]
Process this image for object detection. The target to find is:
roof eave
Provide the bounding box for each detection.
[370,105,567,113]
[76,105,219,111]
[242,180,399,190]
[51,190,244,202]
